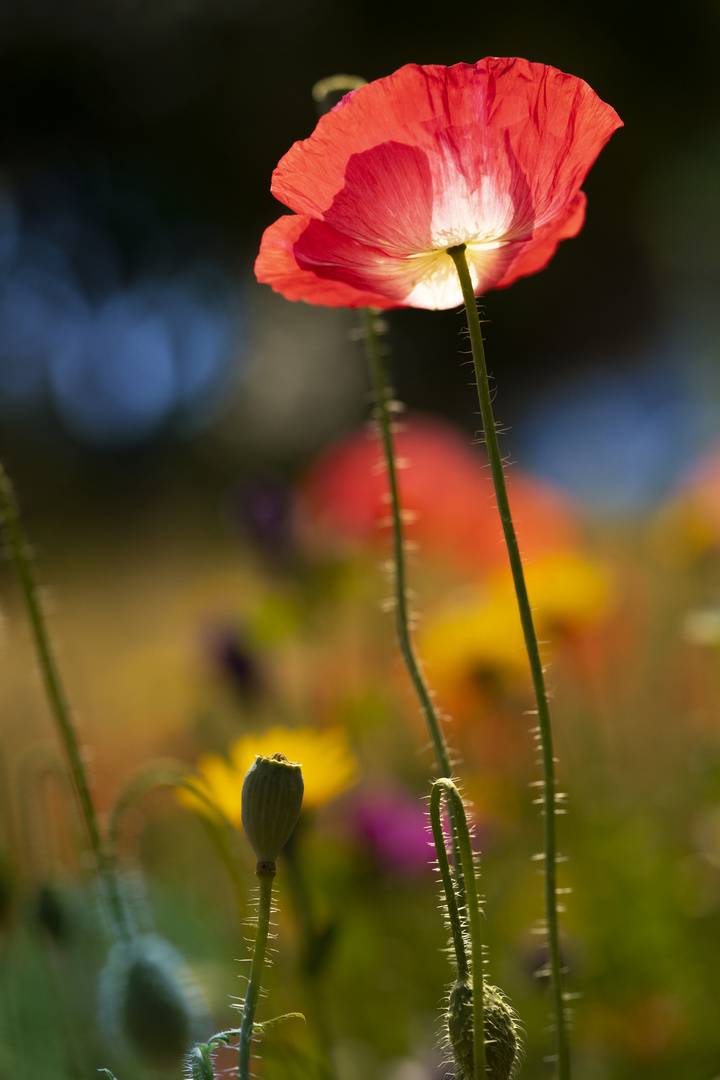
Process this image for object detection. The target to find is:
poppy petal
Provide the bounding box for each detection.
[258,57,622,308]
[254,214,402,309]
[492,191,587,288]
[257,213,504,310]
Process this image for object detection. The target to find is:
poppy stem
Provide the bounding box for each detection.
[361,309,453,779]
[447,244,571,1080]
[238,867,275,1080]
[431,780,486,1080]
[362,308,469,929]
[0,462,131,944]
[429,781,470,983]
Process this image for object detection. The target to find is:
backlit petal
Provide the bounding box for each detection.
[258,57,622,308]
[491,192,587,289]
[257,214,511,310]
[255,214,402,309]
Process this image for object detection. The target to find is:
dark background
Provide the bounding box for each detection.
[0,0,718,517]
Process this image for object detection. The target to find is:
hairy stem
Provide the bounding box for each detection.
[432,779,485,1080]
[362,309,453,776]
[363,310,469,917]
[447,244,569,1080]
[0,464,129,940]
[429,783,469,980]
[238,868,274,1080]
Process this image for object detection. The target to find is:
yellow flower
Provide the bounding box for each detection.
[420,552,611,706]
[504,551,611,631]
[178,725,357,827]
[421,588,528,690]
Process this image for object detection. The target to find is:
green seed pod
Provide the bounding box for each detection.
[241,752,304,869]
[447,978,521,1080]
[99,933,209,1070]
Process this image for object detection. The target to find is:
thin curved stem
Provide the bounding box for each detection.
[238,868,275,1080]
[107,766,249,930]
[429,783,469,981]
[0,464,130,941]
[447,245,569,1080]
[433,779,485,1080]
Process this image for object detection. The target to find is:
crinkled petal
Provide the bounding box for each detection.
[273,58,621,242]
[259,57,622,308]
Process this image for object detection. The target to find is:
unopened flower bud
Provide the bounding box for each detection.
[241,752,304,869]
[99,933,209,1070]
[447,978,520,1080]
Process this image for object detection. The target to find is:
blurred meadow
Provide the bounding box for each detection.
[1,2,720,1079]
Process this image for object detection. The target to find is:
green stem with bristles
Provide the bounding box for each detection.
[432,779,485,1080]
[238,868,275,1080]
[447,244,570,1080]
[362,309,469,917]
[0,463,130,942]
[429,783,469,981]
[362,309,453,777]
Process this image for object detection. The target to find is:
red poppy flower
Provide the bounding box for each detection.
[255,58,622,310]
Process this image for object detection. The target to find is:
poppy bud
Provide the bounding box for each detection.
[99,933,209,1070]
[447,978,520,1080]
[241,753,304,870]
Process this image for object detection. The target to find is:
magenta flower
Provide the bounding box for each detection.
[352,786,433,876]
[255,58,622,310]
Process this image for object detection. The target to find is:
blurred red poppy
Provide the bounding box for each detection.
[255,58,622,310]
[297,413,580,571]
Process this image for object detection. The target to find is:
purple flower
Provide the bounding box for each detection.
[352,787,433,876]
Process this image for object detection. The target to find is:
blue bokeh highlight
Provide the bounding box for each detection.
[0,170,239,449]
